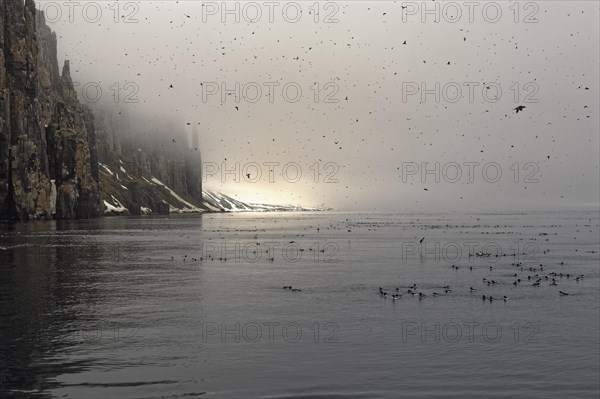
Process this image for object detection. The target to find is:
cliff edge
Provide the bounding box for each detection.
[1,0,101,221]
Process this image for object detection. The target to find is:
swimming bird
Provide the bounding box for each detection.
[559,291,569,296]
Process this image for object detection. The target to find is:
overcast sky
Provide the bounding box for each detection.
[35,0,599,211]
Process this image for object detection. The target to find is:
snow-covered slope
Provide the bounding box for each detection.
[202,190,327,212]
[100,162,325,215]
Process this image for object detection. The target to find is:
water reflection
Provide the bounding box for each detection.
[1,220,68,397]
[1,217,178,397]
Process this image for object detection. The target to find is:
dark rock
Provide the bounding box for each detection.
[0,0,101,221]
[154,201,170,215]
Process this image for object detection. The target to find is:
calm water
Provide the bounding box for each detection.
[1,211,599,398]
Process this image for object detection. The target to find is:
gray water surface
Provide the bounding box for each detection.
[1,211,599,398]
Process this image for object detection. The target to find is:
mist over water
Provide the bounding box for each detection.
[35,0,599,211]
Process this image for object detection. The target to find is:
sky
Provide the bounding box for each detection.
[34,0,600,211]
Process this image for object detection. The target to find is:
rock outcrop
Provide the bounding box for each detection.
[1,0,101,221]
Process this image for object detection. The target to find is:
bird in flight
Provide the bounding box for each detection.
[514,105,526,113]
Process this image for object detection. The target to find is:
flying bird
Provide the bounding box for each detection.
[514,105,526,113]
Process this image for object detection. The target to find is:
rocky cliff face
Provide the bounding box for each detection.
[1,0,204,221]
[1,0,101,221]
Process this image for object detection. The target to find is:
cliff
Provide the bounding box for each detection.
[1,0,101,221]
[0,0,204,221]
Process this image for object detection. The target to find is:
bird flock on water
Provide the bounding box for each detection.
[375,252,586,302]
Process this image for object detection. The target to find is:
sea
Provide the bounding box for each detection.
[1,210,599,398]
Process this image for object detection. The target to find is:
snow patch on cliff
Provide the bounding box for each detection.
[150,177,203,213]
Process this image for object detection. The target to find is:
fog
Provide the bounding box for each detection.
[35,0,599,211]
